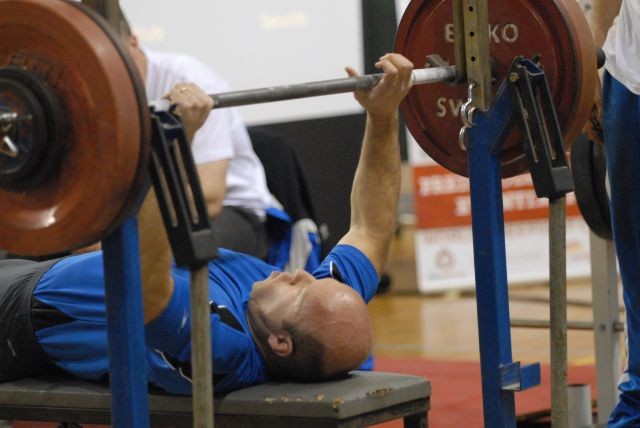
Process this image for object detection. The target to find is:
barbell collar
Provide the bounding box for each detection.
[149,66,457,112]
[412,66,457,85]
[1,135,18,158]
[0,111,18,125]
[0,112,32,159]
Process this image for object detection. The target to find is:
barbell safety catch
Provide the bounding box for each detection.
[458,82,478,151]
[458,125,469,151]
[460,81,477,126]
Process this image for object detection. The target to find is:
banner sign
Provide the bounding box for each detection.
[411,161,591,293]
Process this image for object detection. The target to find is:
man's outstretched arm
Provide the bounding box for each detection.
[338,53,413,275]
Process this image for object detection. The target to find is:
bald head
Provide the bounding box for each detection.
[297,279,372,376]
[247,270,373,381]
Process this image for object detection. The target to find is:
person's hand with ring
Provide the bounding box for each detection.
[165,82,214,142]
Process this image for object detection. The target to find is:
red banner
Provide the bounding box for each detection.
[413,164,581,229]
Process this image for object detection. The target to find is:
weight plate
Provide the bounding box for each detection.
[570,134,611,240]
[0,0,150,256]
[396,0,596,177]
[589,134,612,240]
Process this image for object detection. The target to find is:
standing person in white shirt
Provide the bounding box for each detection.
[591,0,640,425]
[120,13,273,259]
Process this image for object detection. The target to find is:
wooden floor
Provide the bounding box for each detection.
[369,225,624,367]
[370,284,605,366]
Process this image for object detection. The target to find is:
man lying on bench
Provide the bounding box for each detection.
[0,53,413,395]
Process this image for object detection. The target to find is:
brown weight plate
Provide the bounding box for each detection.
[0,0,150,256]
[395,0,596,177]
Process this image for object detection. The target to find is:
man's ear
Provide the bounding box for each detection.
[267,333,293,357]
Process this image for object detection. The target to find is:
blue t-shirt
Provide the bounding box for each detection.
[33,245,378,395]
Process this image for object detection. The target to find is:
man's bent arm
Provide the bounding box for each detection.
[338,54,413,275]
[137,189,175,323]
[166,83,227,218]
[197,159,228,218]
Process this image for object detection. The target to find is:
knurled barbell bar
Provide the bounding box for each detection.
[150,65,458,112]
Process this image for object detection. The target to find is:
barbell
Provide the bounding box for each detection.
[150,65,458,111]
[0,0,596,256]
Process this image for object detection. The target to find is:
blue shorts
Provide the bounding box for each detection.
[602,71,640,427]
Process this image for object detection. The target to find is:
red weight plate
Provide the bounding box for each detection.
[396,0,596,177]
[0,0,150,256]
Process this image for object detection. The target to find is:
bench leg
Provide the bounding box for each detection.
[404,412,427,428]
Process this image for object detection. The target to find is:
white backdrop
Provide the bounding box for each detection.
[119,0,364,125]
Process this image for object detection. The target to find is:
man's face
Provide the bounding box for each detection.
[248,270,317,328]
[248,270,370,341]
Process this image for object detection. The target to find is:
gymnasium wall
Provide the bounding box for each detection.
[119,0,365,125]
